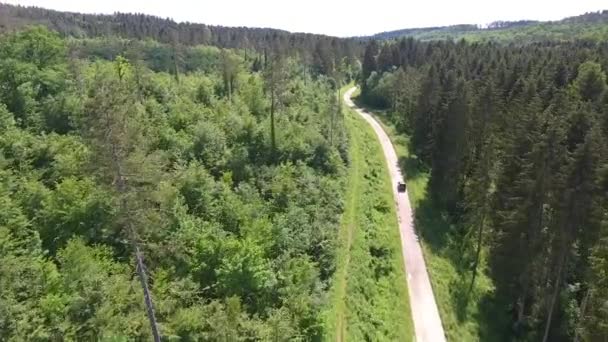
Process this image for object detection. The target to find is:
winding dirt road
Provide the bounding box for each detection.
[344,87,446,342]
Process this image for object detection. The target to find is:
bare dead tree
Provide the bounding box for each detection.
[111,145,161,342]
[90,71,162,341]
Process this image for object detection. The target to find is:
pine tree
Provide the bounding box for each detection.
[574,61,607,102]
[361,40,378,82]
[462,78,501,292]
[412,65,441,163]
[377,44,394,72]
[429,72,469,216]
[542,113,605,341]
[490,87,564,333]
[263,48,288,158]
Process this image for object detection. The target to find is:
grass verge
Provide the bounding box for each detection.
[352,94,509,341]
[325,86,414,341]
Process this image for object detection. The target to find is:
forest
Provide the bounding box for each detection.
[0,24,358,340]
[0,3,362,76]
[370,10,608,42]
[359,37,608,341]
[1,2,608,341]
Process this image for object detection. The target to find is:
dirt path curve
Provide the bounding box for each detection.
[344,87,446,342]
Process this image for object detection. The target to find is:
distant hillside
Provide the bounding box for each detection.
[0,3,362,72]
[371,24,479,41]
[370,10,608,42]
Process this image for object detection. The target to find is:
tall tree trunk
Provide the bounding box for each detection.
[264,48,268,69]
[172,39,180,83]
[270,87,276,154]
[173,54,180,83]
[110,133,161,342]
[542,249,567,342]
[228,77,232,101]
[573,288,590,342]
[516,271,530,329]
[330,91,336,147]
[330,110,334,147]
[468,214,485,295]
[135,243,161,342]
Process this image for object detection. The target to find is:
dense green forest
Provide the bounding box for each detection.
[370,10,608,42]
[0,3,362,76]
[0,25,357,340]
[359,36,608,341]
[2,3,608,341]
[5,2,607,46]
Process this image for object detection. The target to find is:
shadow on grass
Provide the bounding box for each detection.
[476,292,512,342]
[353,97,390,118]
[415,193,511,339]
[398,155,426,182]
[450,277,472,323]
[352,98,424,182]
[351,96,366,110]
[412,194,452,256]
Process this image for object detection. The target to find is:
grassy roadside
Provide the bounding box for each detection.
[352,93,508,341]
[324,86,413,341]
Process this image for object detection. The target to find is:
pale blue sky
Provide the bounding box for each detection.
[4,0,606,37]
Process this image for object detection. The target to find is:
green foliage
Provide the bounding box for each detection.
[325,91,414,341]
[0,27,70,130]
[0,26,66,68]
[574,61,607,101]
[0,26,350,340]
[373,11,608,43]
[583,219,608,340]
[0,3,362,76]
[360,37,608,341]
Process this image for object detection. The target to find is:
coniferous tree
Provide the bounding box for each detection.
[263,48,288,158]
[359,35,608,342]
[361,40,378,82]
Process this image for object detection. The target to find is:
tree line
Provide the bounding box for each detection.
[360,38,608,341]
[0,3,363,76]
[370,11,608,43]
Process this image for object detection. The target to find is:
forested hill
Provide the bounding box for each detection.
[0,3,362,72]
[369,10,608,42]
[0,24,353,339]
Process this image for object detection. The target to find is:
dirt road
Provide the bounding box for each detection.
[344,87,446,342]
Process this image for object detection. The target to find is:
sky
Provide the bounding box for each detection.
[3,0,607,37]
